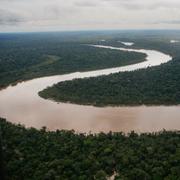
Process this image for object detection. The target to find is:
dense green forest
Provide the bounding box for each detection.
[39,31,180,106]
[1,118,180,180]
[0,32,146,89]
[39,57,180,106]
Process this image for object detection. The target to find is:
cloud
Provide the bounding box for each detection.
[0,0,180,32]
[101,0,180,10]
[158,20,180,24]
[0,9,24,25]
[74,1,98,7]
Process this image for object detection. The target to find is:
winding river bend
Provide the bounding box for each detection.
[0,45,179,133]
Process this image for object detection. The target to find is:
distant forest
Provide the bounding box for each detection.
[1,118,180,179]
[38,31,180,106]
[0,32,146,89]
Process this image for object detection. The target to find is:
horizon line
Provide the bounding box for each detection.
[1,28,180,34]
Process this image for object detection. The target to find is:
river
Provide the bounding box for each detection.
[1,45,179,133]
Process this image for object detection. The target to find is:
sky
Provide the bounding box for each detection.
[1,0,180,32]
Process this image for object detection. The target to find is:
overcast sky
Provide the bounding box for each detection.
[1,0,180,32]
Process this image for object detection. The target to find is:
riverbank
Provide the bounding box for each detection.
[0,41,146,89]
[39,57,180,107]
[39,45,173,106]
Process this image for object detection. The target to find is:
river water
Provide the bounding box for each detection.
[0,45,179,133]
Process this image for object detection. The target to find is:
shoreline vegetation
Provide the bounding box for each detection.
[0,33,146,89]
[39,57,180,106]
[37,33,180,106]
[1,118,180,179]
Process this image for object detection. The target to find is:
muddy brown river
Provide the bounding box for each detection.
[1,45,179,133]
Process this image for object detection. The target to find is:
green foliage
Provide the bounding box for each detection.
[0,33,145,89]
[1,118,180,179]
[39,34,180,106]
[39,57,180,106]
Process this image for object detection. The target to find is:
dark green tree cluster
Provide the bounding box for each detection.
[1,118,180,180]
